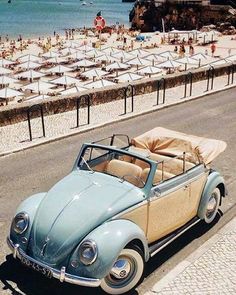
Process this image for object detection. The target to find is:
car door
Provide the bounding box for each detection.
[186,164,209,217]
[147,173,191,244]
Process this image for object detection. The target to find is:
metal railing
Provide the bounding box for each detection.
[27,104,45,141]
[76,94,90,128]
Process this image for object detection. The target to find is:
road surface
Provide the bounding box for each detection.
[0,88,235,295]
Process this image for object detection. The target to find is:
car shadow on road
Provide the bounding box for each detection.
[0,255,138,295]
[0,214,222,295]
[144,213,222,278]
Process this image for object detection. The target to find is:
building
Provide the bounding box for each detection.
[155,0,210,4]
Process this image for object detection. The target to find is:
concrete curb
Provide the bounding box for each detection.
[1,83,235,158]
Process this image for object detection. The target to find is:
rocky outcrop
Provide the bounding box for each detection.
[130,1,236,32]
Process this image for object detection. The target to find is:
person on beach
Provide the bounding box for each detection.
[210,43,216,57]
[179,45,185,57]
[189,45,194,55]
[174,45,178,53]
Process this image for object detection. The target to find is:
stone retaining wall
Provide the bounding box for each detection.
[0,64,232,127]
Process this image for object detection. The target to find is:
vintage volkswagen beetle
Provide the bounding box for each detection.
[8,127,227,294]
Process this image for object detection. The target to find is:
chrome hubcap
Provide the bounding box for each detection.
[206,193,218,218]
[105,255,137,287]
[111,259,131,279]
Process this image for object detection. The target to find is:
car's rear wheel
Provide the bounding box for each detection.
[204,187,221,224]
[100,247,144,295]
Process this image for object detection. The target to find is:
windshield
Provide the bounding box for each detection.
[78,146,151,188]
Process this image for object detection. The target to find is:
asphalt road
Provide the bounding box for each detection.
[0,88,236,295]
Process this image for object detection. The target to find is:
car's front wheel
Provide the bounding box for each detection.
[100,247,144,295]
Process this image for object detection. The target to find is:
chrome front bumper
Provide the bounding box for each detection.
[7,237,101,288]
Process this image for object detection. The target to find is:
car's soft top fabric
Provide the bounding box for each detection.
[131,127,227,165]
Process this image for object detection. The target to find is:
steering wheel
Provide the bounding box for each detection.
[119,174,145,187]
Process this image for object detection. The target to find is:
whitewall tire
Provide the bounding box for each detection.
[204,187,221,224]
[101,247,144,295]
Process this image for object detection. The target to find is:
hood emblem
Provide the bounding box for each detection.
[41,237,50,257]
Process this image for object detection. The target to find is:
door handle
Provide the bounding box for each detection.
[183,184,189,191]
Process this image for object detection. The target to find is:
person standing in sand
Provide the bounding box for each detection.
[210,43,216,57]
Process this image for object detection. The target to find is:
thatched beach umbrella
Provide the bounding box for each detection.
[106,62,130,72]
[23,81,54,93]
[42,51,61,59]
[18,61,42,70]
[0,76,18,86]
[45,65,72,75]
[71,59,96,69]
[0,59,15,67]
[111,51,135,62]
[50,75,81,87]
[116,72,143,83]
[137,66,162,76]
[18,54,42,63]
[85,79,116,89]
[67,51,87,61]
[159,51,179,60]
[0,87,23,104]
[81,68,108,80]
[60,85,88,95]
[0,66,13,75]
[126,57,151,68]
[15,69,45,81]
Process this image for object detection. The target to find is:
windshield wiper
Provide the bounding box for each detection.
[81,156,95,173]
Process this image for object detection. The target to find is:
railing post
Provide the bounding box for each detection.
[184,74,188,98]
[230,64,235,85]
[27,109,32,142]
[26,104,46,142]
[206,66,214,92]
[124,87,127,115]
[156,80,160,105]
[131,85,134,113]
[227,65,232,86]
[123,84,134,115]
[155,78,165,105]
[40,106,46,138]
[183,72,192,98]
[163,78,166,103]
[211,66,214,90]
[76,94,90,128]
[189,72,193,96]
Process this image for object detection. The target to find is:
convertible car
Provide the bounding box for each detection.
[8,127,227,294]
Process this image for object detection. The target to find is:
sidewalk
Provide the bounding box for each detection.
[0,74,235,156]
[145,217,236,295]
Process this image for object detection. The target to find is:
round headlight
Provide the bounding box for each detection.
[12,212,29,234]
[78,240,97,266]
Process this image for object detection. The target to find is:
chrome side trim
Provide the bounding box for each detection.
[7,237,101,288]
[150,218,201,257]
[152,171,207,200]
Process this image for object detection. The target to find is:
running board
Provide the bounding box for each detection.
[149,217,201,258]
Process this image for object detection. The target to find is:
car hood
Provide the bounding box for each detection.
[28,170,144,266]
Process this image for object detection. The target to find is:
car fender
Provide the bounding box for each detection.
[10,193,46,250]
[197,170,226,220]
[67,219,149,279]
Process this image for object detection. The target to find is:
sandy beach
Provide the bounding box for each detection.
[0,27,236,106]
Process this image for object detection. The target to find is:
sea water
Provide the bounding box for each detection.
[0,0,133,38]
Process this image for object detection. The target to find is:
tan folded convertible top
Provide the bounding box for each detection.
[131,127,227,165]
